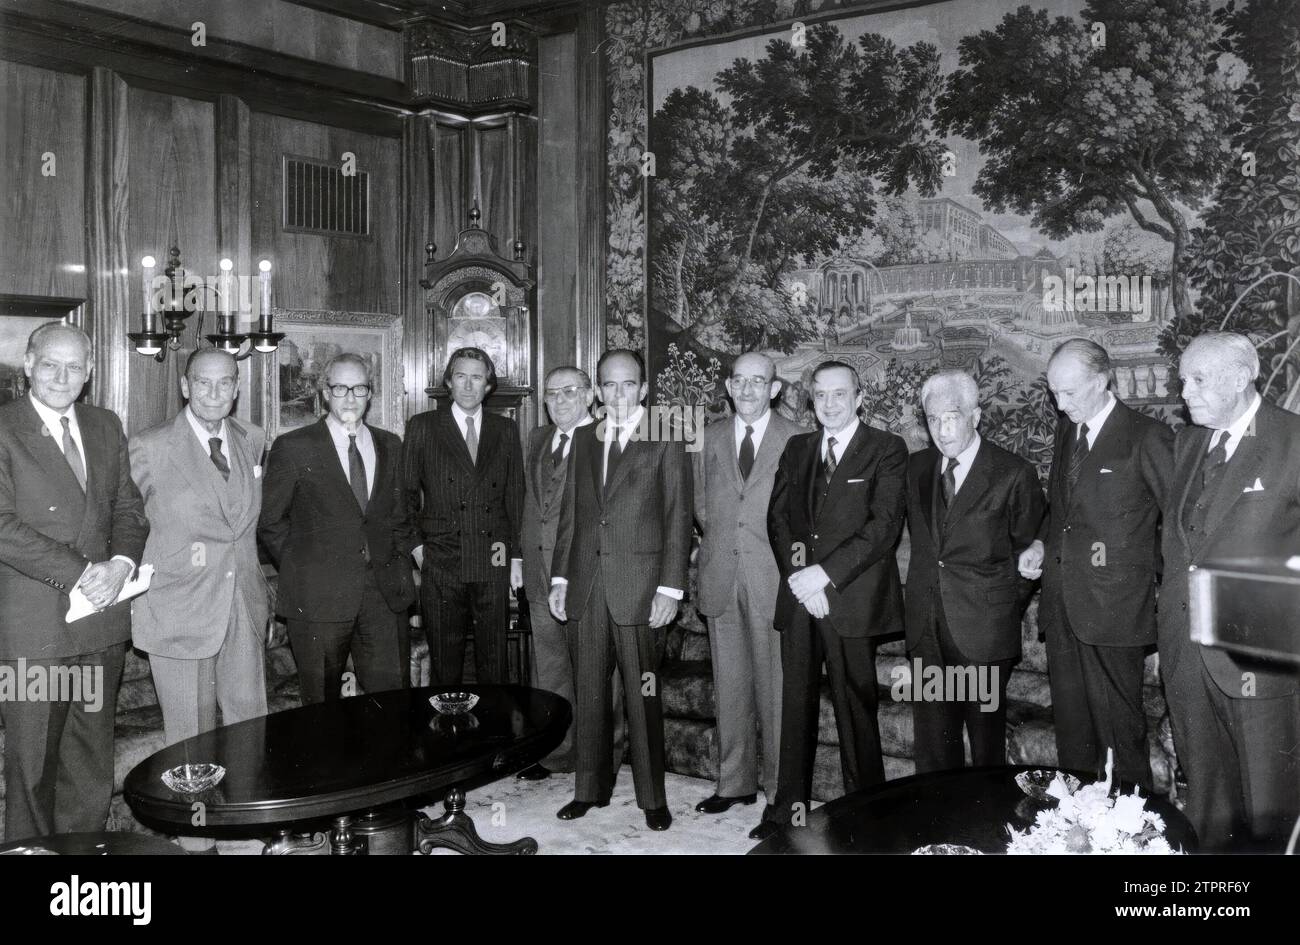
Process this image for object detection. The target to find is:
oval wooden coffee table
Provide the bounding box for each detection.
[124,685,570,855]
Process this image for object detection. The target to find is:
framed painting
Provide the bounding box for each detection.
[261,309,404,440]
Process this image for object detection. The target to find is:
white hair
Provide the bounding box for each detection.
[1185,332,1260,380]
[26,322,91,361]
[920,370,979,411]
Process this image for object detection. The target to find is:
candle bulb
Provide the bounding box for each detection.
[141,255,156,317]
[258,259,272,330]
[219,258,233,321]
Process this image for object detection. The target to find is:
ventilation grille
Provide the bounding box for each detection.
[283,156,369,237]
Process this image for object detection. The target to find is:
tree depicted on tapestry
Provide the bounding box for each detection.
[935,0,1237,326]
[649,23,947,359]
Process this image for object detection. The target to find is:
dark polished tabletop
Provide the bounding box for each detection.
[749,765,1197,854]
[125,685,570,829]
[0,831,188,856]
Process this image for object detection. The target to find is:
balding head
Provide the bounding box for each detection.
[23,323,92,412]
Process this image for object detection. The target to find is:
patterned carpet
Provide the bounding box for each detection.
[214,771,769,855]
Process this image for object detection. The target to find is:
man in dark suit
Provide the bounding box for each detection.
[904,370,1044,772]
[1018,339,1172,790]
[403,347,524,687]
[753,361,907,841]
[548,349,692,831]
[0,323,148,842]
[260,353,419,704]
[692,352,802,834]
[516,365,625,781]
[1158,332,1299,851]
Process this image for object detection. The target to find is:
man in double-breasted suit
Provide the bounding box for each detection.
[516,365,623,780]
[549,349,692,831]
[754,361,907,840]
[260,353,419,704]
[1158,332,1300,852]
[0,323,148,842]
[692,352,802,834]
[403,347,524,687]
[1019,339,1173,790]
[904,370,1044,772]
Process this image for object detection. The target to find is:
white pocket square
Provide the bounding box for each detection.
[254,464,263,479]
[1243,478,1264,493]
[1099,467,1113,474]
[847,478,865,483]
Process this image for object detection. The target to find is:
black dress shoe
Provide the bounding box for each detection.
[556,799,609,820]
[516,763,552,781]
[644,806,672,831]
[748,818,783,842]
[695,792,758,814]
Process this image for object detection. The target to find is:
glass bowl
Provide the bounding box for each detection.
[430,691,479,715]
[1015,768,1080,802]
[162,763,226,794]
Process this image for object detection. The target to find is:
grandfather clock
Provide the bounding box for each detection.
[421,206,536,435]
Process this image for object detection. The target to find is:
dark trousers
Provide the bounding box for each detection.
[0,643,126,843]
[1165,650,1300,852]
[421,570,509,687]
[910,601,1012,773]
[288,569,409,705]
[1044,603,1151,790]
[568,576,666,810]
[772,616,883,823]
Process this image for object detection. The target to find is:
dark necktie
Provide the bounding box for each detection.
[464,415,478,464]
[738,425,755,480]
[60,416,86,491]
[208,437,230,481]
[552,432,569,469]
[1202,429,1228,490]
[823,436,838,484]
[1066,422,1090,493]
[605,429,623,489]
[941,456,959,507]
[348,434,368,512]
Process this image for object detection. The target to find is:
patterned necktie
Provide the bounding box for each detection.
[552,432,569,469]
[465,415,478,464]
[823,436,838,484]
[208,437,230,481]
[1203,429,1228,489]
[738,425,755,480]
[348,434,368,511]
[1067,422,1090,492]
[61,416,86,491]
[941,456,959,507]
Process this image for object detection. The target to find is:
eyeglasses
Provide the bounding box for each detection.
[729,376,771,391]
[544,384,589,400]
[327,384,371,398]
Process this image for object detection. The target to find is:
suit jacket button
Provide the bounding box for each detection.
[460,502,466,509]
[600,520,608,526]
[1063,525,1072,532]
[812,533,819,539]
[1055,557,1061,564]
[1188,565,1197,572]
[733,549,739,556]
[938,560,945,568]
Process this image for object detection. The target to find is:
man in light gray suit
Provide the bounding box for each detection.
[692,352,802,835]
[129,348,269,849]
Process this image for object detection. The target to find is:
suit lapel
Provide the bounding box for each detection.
[16,398,88,506]
[1201,411,1267,544]
[474,414,503,477]
[812,423,867,521]
[166,410,229,528]
[944,440,993,524]
[718,421,743,494]
[1171,425,1212,552]
[602,429,639,500]
[1068,407,1125,509]
[438,409,477,475]
[804,432,822,524]
[72,403,109,547]
[529,425,552,500]
[309,419,363,517]
[224,418,259,535]
[746,414,785,489]
[918,447,938,544]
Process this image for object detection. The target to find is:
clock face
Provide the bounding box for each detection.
[451,291,501,320]
[449,322,507,376]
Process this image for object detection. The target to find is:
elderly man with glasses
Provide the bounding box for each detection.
[259,353,420,704]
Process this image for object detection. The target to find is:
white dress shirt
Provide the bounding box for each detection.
[1078,393,1117,450]
[185,407,229,467]
[940,433,982,495]
[1212,392,1262,461]
[325,414,376,498]
[451,401,484,447]
[552,414,593,457]
[733,408,772,459]
[28,394,135,576]
[820,416,860,464]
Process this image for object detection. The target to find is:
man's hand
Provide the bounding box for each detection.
[78,560,132,610]
[802,589,830,620]
[1017,539,1045,580]
[648,591,679,629]
[510,559,524,592]
[549,584,567,622]
[788,564,831,604]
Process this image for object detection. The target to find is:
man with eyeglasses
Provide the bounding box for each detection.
[515,366,626,781]
[549,349,692,831]
[692,352,803,837]
[260,353,419,704]
[403,347,524,687]
[129,348,269,850]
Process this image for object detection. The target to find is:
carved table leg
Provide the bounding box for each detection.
[416,788,537,855]
[263,830,329,855]
[330,815,367,855]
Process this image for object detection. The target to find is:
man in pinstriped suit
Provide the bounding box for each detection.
[549,349,692,831]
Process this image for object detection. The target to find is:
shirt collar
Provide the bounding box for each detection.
[28,393,76,433]
[326,412,369,446]
[822,416,859,452]
[1081,393,1117,437]
[735,408,771,439]
[1220,392,1262,446]
[953,432,981,470]
[608,405,644,433]
[185,405,228,446]
[451,401,482,430]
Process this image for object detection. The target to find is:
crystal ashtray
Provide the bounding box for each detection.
[1015,768,1080,802]
[162,763,226,794]
[429,691,479,715]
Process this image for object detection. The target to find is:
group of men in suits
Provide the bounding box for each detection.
[1,320,1294,852]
